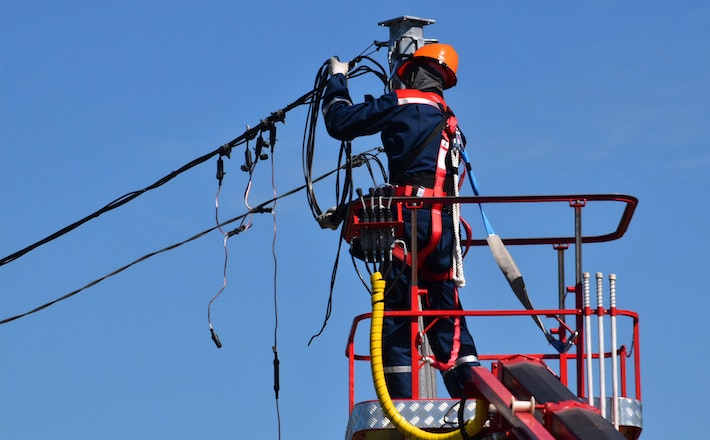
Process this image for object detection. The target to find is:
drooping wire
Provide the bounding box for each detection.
[266,134,281,440]
[207,165,228,348]
[307,227,346,346]
[307,141,390,345]
[207,154,253,348]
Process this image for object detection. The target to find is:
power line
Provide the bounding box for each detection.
[0,150,383,325]
[0,85,324,268]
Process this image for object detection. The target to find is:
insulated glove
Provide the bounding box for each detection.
[329,57,349,77]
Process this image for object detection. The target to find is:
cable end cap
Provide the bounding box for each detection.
[210,328,223,348]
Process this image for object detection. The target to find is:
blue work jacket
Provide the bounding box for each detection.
[322,73,455,184]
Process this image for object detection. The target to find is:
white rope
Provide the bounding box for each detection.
[450,129,466,288]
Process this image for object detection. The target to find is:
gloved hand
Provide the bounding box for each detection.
[329,57,349,77]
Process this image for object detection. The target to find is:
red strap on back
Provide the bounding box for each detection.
[391,88,460,278]
[395,89,447,109]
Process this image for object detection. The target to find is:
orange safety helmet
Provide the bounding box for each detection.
[396,43,459,89]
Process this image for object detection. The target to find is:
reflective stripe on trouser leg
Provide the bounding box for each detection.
[443,356,481,398]
[383,366,412,399]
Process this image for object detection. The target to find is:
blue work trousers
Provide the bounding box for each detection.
[382,206,478,398]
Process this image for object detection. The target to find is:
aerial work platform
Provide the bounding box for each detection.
[345,359,642,439]
[343,193,642,440]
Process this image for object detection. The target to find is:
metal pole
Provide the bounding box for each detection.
[555,243,569,387]
[596,272,606,420]
[572,200,586,397]
[583,272,593,405]
[410,207,421,398]
[409,207,436,398]
[554,244,568,320]
[609,274,620,429]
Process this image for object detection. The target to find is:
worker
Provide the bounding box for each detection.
[322,44,480,398]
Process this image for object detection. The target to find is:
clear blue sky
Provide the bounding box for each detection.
[1,1,707,439]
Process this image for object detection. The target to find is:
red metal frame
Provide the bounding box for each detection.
[343,193,641,412]
[345,307,641,410]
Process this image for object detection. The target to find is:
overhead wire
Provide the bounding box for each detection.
[0,150,383,326]
[0,147,221,267]
[1,50,392,345]
[0,83,328,268]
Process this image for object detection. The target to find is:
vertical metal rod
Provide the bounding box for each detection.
[554,244,568,320]
[554,243,569,387]
[410,207,420,398]
[409,207,436,398]
[583,272,593,405]
[573,200,586,397]
[619,345,628,397]
[596,272,606,419]
[609,274,620,429]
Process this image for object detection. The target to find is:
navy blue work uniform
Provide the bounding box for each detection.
[323,72,479,398]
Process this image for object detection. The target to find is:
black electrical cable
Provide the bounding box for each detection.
[301,56,388,346]
[304,53,393,344]
[302,60,331,219]
[307,226,346,346]
[0,85,326,268]
[0,148,220,267]
[0,150,383,326]
[302,54,389,224]
[457,395,474,440]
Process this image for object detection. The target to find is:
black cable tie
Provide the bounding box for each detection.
[250,206,273,214]
[241,147,253,172]
[256,135,268,160]
[348,56,362,70]
[351,154,365,167]
[270,110,285,124]
[216,157,225,183]
[227,225,247,237]
[268,124,277,151]
[272,347,280,399]
[219,144,232,159]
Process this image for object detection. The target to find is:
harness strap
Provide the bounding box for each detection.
[395,89,447,109]
[389,89,463,280]
[391,89,451,185]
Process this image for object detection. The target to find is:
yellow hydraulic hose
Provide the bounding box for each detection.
[369,271,487,440]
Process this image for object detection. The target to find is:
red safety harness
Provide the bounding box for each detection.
[393,90,474,373]
[392,89,461,280]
